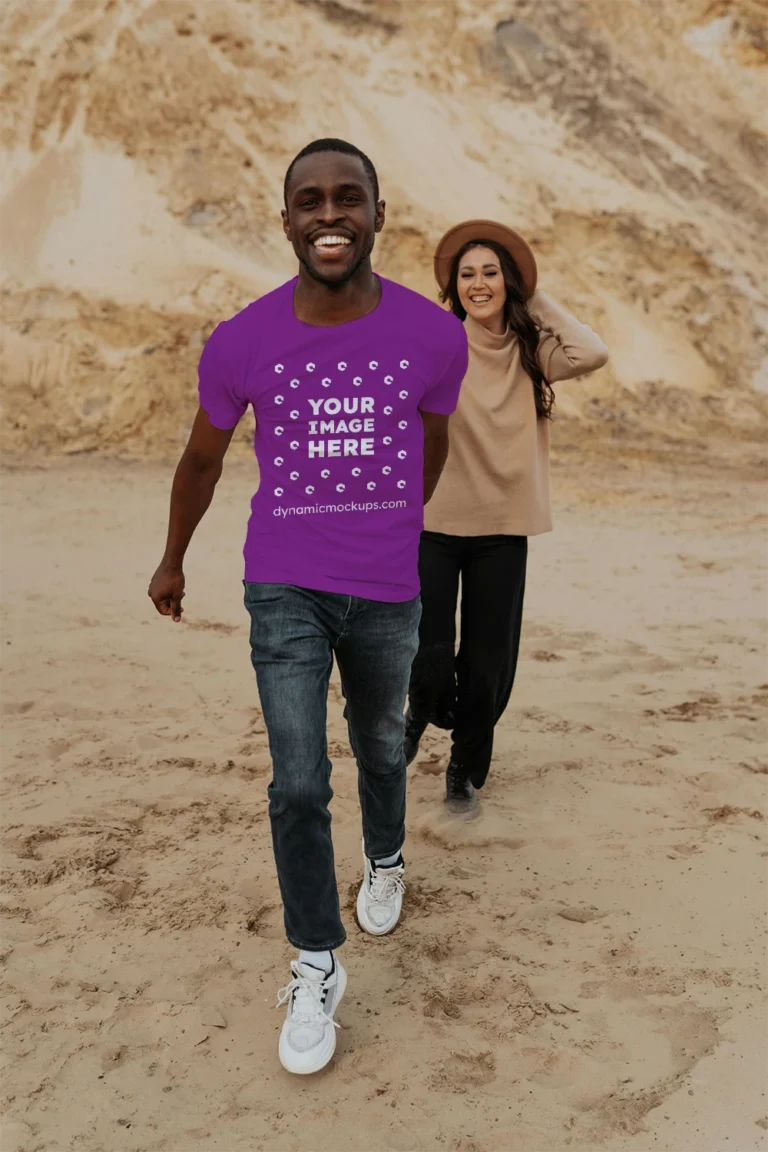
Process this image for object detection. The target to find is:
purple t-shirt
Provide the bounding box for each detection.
[198,276,468,602]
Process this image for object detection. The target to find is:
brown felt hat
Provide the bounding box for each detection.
[434,219,538,300]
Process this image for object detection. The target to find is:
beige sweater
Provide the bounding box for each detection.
[424,291,609,537]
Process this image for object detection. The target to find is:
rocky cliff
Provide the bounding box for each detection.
[1,0,766,456]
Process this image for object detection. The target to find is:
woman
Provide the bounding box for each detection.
[406,219,609,813]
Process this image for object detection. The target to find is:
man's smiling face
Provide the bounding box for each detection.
[282,151,385,287]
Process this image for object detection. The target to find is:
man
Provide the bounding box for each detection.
[148,138,467,1075]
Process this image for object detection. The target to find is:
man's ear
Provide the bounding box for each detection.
[374,199,386,234]
[281,208,291,241]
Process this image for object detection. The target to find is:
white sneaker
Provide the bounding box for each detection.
[276,956,347,1075]
[356,847,405,935]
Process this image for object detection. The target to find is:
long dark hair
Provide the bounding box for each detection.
[442,239,555,419]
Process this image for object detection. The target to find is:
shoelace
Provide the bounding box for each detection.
[276,961,340,1029]
[368,865,405,904]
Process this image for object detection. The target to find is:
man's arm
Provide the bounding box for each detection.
[148,406,236,621]
[421,410,450,505]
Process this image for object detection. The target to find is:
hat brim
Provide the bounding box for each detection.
[433,219,538,300]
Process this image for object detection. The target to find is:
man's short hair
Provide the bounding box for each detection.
[283,138,380,206]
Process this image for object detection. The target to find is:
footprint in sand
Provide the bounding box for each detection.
[2,699,35,716]
[415,757,444,776]
[429,1049,496,1092]
[703,804,764,823]
[660,693,722,721]
[557,905,606,923]
[740,758,768,775]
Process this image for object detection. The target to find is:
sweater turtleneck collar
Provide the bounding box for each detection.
[464,312,515,353]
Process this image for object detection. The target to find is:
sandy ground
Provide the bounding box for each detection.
[1,451,766,1152]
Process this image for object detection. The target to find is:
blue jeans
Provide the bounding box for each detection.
[244,583,421,951]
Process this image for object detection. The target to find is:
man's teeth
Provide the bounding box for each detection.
[313,236,352,247]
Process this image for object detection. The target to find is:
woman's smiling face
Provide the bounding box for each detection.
[456,245,506,331]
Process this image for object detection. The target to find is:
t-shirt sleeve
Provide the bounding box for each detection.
[419,323,469,415]
[198,320,248,430]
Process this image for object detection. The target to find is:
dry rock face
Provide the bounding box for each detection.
[1,0,766,456]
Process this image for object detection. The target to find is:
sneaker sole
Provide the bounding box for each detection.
[278,965,347,1075]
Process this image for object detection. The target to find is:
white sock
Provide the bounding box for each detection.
[374,850,401,868]
[298,949,333,975]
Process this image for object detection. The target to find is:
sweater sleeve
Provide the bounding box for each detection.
[530,290,609,383]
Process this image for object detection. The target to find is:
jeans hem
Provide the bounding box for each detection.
[364,839,405,861]
[287,932,347,951]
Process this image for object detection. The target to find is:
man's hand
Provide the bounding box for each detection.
[148,562,185,622]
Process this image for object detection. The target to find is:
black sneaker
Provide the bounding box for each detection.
[403,710,427,766]
[445,760,478,815]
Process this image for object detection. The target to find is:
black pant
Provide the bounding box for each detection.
[408,532,527,788]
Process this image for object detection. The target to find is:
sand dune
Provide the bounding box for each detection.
[1,0,766,456]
